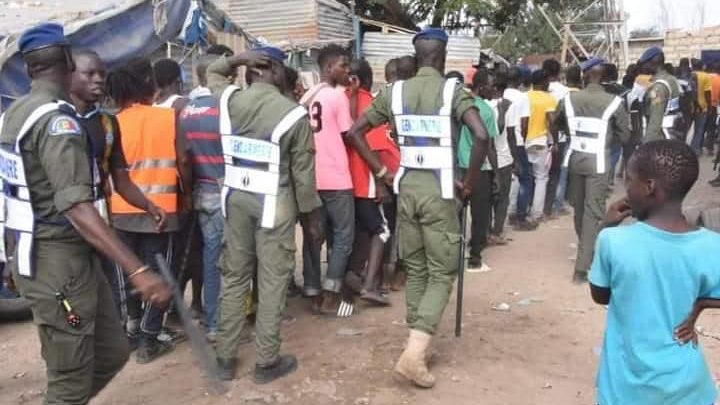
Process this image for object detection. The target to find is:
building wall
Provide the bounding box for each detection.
[663,26,720,65]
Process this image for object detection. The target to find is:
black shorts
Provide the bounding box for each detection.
[355,198,390,240]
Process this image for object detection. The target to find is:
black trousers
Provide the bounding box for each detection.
[469,171,493,262]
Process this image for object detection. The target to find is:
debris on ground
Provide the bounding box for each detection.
[491,302,511,312]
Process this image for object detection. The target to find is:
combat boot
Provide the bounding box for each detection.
[254,355,298,384]
[217,357,237,381]
[394,329,436,388]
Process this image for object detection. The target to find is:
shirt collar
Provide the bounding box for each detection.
[416,67,442,78]
[76,104,100,119]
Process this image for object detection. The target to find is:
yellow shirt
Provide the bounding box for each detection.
[527,89,558,144]
[696,71,712,112]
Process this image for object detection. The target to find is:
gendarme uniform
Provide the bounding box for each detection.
[640,47,682,141]
[363,34,476,336]
[557,58,630,279]
[0,23,128,404]
[206,49,321,368]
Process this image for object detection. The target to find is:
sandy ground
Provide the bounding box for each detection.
[2,158,720,405]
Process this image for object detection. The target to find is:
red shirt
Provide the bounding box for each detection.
[346,88,400,198]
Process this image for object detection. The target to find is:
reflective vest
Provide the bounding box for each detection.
[110,104,178,215]
[391,79,456,199]
[219,85,307,228]
[654,79,681,140]
[563,94,623,174]
[0,102,101,277]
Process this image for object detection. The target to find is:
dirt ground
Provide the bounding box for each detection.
[2,158,720,405]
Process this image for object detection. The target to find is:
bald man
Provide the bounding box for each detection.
[554,58,630,284]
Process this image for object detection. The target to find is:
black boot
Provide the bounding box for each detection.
[217,357,237,381]
[254,355,298,384]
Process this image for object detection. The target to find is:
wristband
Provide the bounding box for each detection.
[129,265,150,280]
[375,166,388,179]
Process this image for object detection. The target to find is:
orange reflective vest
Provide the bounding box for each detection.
[111,104,178,214]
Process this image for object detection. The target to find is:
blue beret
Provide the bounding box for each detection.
[580,57,605,71]
[638,46,663,64]
[18,23,67,54]
[413,27,448,44]
[254,45,286,63]
[517,64,532,77]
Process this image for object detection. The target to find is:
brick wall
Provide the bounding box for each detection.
[662,25,720,64]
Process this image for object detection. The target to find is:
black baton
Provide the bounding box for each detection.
[455,202,469,338]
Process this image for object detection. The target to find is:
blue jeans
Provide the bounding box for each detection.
[194,191,223,333]
[691,114,708,153]
[554,164,569,211]
[515,146,533,221]
[302,189,355,294]
[609,145,622,180]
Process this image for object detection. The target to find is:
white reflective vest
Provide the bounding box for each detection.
[654,79,681,140]
[0,103,65,276]
[219,85,307,229]
[563,94,623,174]
[391,79,456,199]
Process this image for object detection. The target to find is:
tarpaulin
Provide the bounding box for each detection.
[0,0,192,107]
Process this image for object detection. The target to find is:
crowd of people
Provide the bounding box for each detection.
[2,21,720,405]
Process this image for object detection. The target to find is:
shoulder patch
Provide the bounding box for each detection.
[48,115,82,136]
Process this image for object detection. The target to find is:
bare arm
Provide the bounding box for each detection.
[66,202,170,305]
[175,125,193,213]
[347,115,390,183]
[520,117,529,142]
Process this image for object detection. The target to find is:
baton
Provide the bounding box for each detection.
[155,254,227,395]
[455,202,469,338]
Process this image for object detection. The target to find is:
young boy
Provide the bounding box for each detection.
[589,139,720,405]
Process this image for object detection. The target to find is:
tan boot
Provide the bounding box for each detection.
[394,330,436,388]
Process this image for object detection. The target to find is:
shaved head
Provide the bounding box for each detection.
[414,39,446,72]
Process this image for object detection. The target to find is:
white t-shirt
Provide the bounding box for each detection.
[488,99,514,169]
[548,81,570,102]
[503,88,530,146]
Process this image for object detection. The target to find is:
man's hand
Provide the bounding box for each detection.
[674,311,699,346]
[230,50,273,69]
[455,180,472,202]
[374,181,387,203]
[301,208,325,245]
[381,171,395,188]
[182,194,193,215]
[512,162,522,178]
[131,271,171,309]
[146,203,167,232]
[604,198,632,227]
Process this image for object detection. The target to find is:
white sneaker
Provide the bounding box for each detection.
[467,262,492,273]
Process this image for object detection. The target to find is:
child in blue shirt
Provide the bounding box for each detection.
[589,139,720,405]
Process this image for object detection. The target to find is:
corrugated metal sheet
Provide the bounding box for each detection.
[0,0,123,36]
[227,0,317,46]
[363,32,481,61]
[317,0,352,42]
[224,0,352,49]
[364,32,480,86]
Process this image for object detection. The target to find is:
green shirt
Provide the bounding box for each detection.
[0,80,93,242]
[363,67,477,193]
[555,83,631,176]
[644,70,681,141]
[458,97,497,169]
[207,58,321,214]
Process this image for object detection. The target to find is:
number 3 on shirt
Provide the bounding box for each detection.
[310,101,323,133]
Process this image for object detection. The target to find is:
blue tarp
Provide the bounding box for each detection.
[0,0,192,108]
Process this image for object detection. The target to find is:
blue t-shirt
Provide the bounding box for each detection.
[589,222,720,405]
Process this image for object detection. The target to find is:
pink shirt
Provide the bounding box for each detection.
[301,84,354,191]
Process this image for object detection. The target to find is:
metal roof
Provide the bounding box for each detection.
[362,32,481,61]
[0,0,124,37]
[224,0,352,49]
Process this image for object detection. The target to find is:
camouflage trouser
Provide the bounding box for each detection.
[397,172,461,335]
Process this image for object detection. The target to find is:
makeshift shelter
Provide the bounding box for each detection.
[0,0,249,108]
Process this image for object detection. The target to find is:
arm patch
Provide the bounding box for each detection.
[48,115,82,136]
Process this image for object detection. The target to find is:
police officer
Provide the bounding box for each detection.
[638,47,683,141]
[554,57,630,284]
[347,28,491,388]
[0,23,170,404]
[206,47,323,383]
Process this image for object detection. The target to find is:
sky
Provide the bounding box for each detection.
[624,0,720,32]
